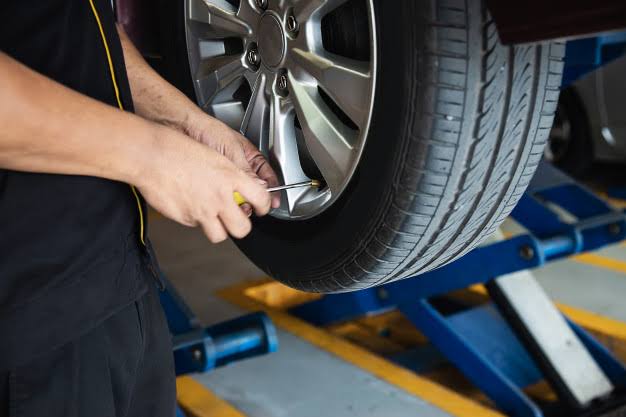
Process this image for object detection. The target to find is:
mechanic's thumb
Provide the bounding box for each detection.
[235,174,271,216]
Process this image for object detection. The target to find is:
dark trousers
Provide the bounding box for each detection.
[0,284,176,417]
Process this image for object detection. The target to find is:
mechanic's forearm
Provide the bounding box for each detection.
[0,52,159,185]
[118,26,202,132]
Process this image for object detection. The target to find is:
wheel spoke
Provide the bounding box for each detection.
[188,0,252,37]
[184,0,377,219]
[240,74,270,152]
[288,74,358,194]
[269,93,311,213]
[291,48,371,129]
[293,0,349,21]
[211,101,246,130]
[194,55,246,107]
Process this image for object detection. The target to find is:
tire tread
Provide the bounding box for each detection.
[282,0,563,292]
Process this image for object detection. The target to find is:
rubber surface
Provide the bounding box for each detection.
[160,0,564,293]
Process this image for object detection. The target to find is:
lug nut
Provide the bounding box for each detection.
[255,0,267,10]
[287,15,299,34]
[246,45,259,67]
[278,74,288,93]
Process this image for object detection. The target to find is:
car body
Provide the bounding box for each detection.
[572,54,626,163]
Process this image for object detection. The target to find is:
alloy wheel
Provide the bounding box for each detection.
[184,0,377,219]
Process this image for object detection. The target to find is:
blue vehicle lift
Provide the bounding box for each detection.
[158,281,278,376]
[158,275,278,416]
[288,163,626,417]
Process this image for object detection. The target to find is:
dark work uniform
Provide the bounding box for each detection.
[0,1,175,416]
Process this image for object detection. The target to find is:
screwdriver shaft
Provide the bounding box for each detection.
[267,180,319,193]
[234,180,320,206]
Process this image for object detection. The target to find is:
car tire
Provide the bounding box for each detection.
[158,0,564,293]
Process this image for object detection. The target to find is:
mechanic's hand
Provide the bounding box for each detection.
[138,126,271,243]
[183,111,281,211]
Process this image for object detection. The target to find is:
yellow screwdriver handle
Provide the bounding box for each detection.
[233,192,247,206]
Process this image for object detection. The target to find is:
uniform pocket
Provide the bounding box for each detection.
[134,299,145,347]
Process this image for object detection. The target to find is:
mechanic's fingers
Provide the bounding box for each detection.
[268,187,281,209]
[220,197,253,239]
[269,192,281,209]
[240,203,253,217]
[201,217,228,243]
[235,175,272,216]
[236,179,267,213]
[248,154,281,208]
[249,153,279,186]
[232,145,254,174]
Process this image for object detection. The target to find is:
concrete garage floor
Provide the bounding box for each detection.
[150,211,626,417]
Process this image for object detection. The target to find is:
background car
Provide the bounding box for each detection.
[548,52,626,177]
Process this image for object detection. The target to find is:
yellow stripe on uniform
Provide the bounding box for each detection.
[87,0,145,245]
[87,0,123,110]
[177,376,246,417]
[130,186,146,244]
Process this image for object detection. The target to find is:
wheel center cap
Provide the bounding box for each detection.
[257,14,285,69]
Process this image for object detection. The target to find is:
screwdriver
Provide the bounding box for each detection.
[234,180,321,206]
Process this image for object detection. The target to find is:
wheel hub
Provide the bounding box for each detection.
[257,13,286,70]
[184,0,377,220]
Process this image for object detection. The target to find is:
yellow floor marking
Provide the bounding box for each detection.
[573,253,626,275]
[218,280,504,417]
[557,305,626,358]
[245,280,321,308]
[177,376,246,417]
